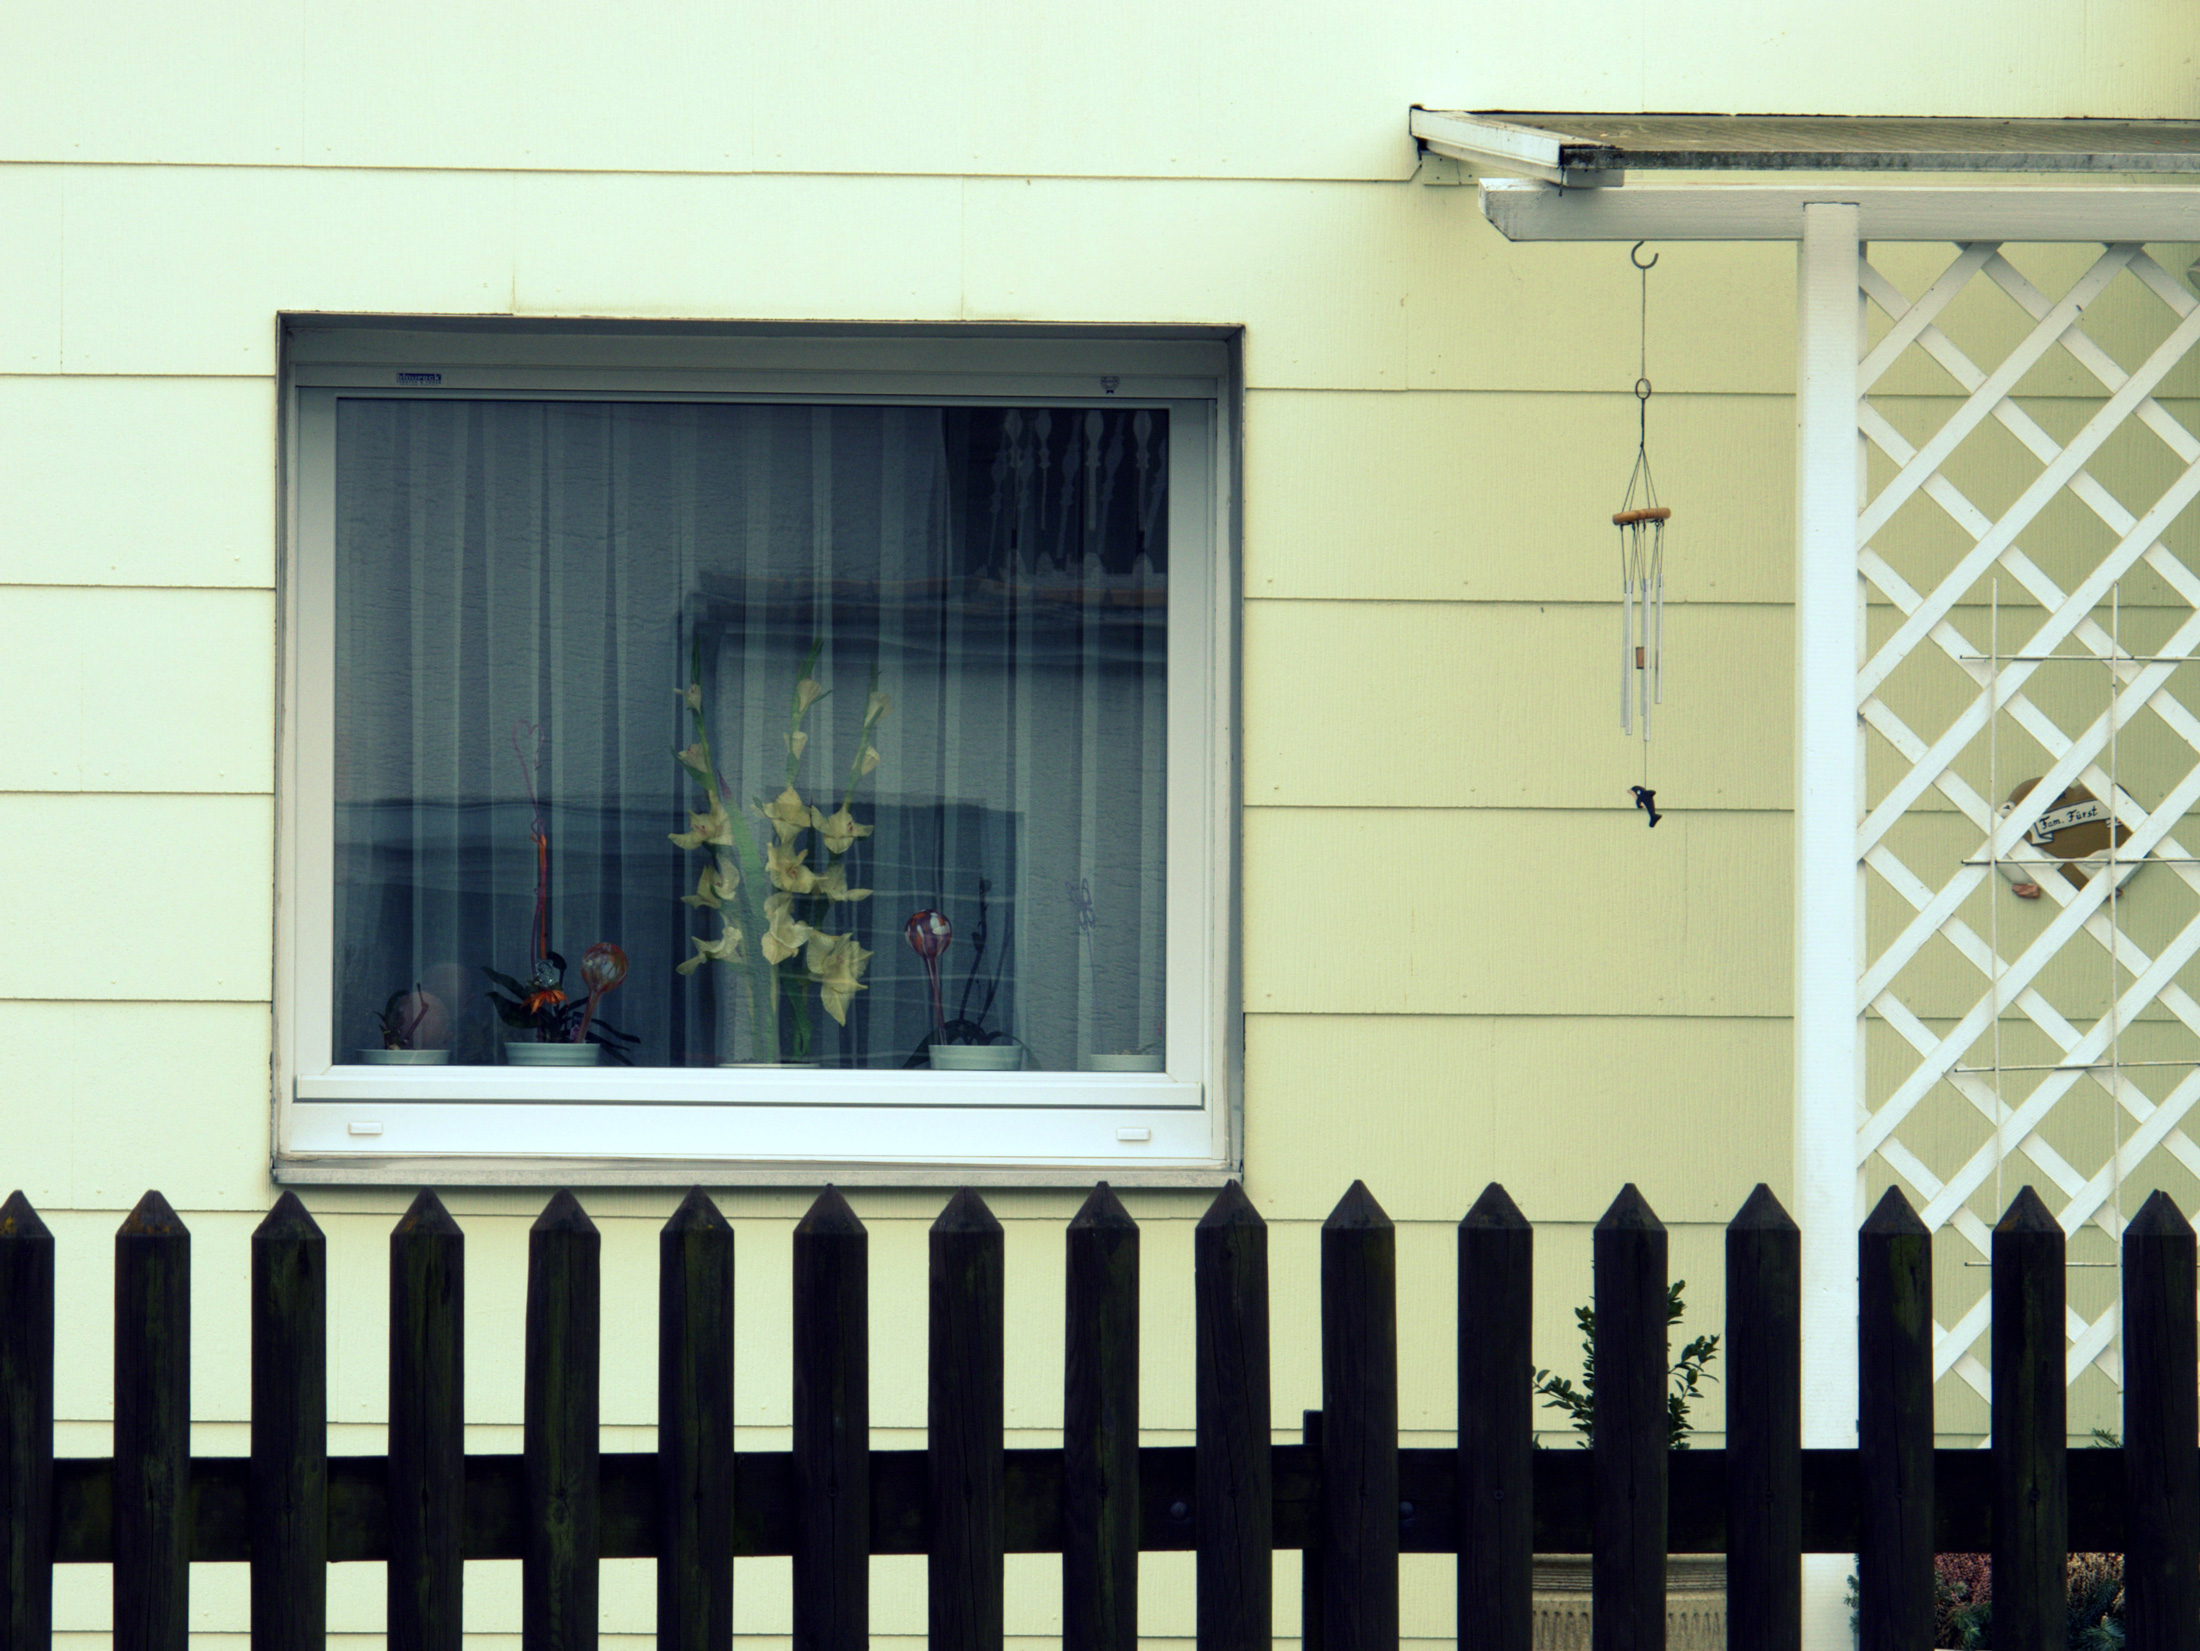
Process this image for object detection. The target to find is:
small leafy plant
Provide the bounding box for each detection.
[374,984,444,1051]
[1531,1279,1720,1449]
[483,944,638,1061]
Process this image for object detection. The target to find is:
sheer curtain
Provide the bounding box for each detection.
[333,397,1167,1070]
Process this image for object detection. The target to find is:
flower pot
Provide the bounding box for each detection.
[1086,1051,1162,1073]
[506,1041,601,1066]
[358,1047,450,1065]
[929,1043,1022,1071]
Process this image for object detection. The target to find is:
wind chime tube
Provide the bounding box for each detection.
[1652,547,1664,706]
[1638,567,1650,734]
[1620,568,1633,734]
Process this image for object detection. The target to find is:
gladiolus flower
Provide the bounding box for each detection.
[865,689,892,724]
[670,801,735,851]
[806,933,872,1025]
[680,684,702,713]
[787,730,808,759]
[675,742,711,782]
[676,922,744,975]
[859,746,881,775]
[795,677,826,712]
[767,840,818,894]
[763,784,811,844]
[812,806,874,855]
[762,909,814,965]
[681,859,736,910]
[813,865,871,903]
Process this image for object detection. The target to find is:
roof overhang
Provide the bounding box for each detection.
[1412,111,2200,185]
[1410,113,2200,244]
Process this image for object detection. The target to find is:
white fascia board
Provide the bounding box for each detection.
[1481,178,2200,241]
[1412,110,1621,187]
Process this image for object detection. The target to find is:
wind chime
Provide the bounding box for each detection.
[1616,241,1669,829]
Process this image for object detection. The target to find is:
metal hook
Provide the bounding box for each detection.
[1630,241,1658,271]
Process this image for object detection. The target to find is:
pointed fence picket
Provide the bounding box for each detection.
[0,1178,2192,1651]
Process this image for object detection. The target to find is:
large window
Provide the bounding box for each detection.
[279,325,1235,1182]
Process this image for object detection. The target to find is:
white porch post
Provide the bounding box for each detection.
[1795,199,1865,1651]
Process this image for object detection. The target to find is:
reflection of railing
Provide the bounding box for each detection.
[6,1177,2174,1649]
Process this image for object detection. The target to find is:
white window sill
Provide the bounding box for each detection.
[279,1072,1224,1185]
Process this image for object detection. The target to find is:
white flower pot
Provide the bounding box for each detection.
[1086,1052,1162,1073]
[358,1047,450,1065]
[506,1042,601,1066]
[929,1043,1022,1071]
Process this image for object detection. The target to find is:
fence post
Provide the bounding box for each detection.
[2122,1189,2199,1651]
[1992,1187,2066,1651]
[930,1188,1005,1651]
[1725,1185,1799,1651]
[389,1190,465,1651]
[114,1190,190,1651]
[1321,1181,1398,1651]
[1195,1179,1271,1651]
[252,1192,327,1651]
[1857,1187,1933,1651]
[658,1188,734,1651]
[793,1187,869,1651]
[1458,1183,1532,1651]
[1592,1185,1666,1651]
[525,1189,601,1651]
[1064,1183,1139,1651]
[0,1192,54,1651]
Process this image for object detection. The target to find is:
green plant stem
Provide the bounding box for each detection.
[684,660,778,1063]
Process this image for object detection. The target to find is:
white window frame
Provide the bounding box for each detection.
[273,321,1239,1186]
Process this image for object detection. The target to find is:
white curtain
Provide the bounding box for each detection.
[332,397,1168,1069]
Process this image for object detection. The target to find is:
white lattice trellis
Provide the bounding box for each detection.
[1855,238,2200,1404]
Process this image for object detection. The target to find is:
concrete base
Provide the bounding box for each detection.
[1533,1556,1728,1651]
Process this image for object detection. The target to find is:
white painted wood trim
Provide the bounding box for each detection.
[1795,202,1865,1449]
[1480,179,2200,241]
[276,339,1237,1182]
[1796,200,1866,1651]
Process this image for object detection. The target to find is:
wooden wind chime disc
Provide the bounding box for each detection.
[2000,778,2132,897]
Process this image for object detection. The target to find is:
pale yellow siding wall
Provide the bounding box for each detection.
[3,2,2197,1645]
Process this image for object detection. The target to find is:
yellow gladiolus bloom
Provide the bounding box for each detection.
[763,784,811,844]
[679,859,737,910]
[767,840,818,894]
[795,677,826,712]
[675,920,744,975]
[812,807,874,856]
[669,800,735,851]
[762,910,814,966]
[813,865,871,903]
[805,933,873,1025]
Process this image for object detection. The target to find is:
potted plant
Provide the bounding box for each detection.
[481,723,639,1066]
[485,943,635,1065]
[360,983,450,1065]
[1067,875,1160,1070]
[906,881,1022,1070]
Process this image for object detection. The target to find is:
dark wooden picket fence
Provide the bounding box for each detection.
[0,1176,2195,1651]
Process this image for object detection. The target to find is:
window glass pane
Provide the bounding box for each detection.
[332,399,1168,1072]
